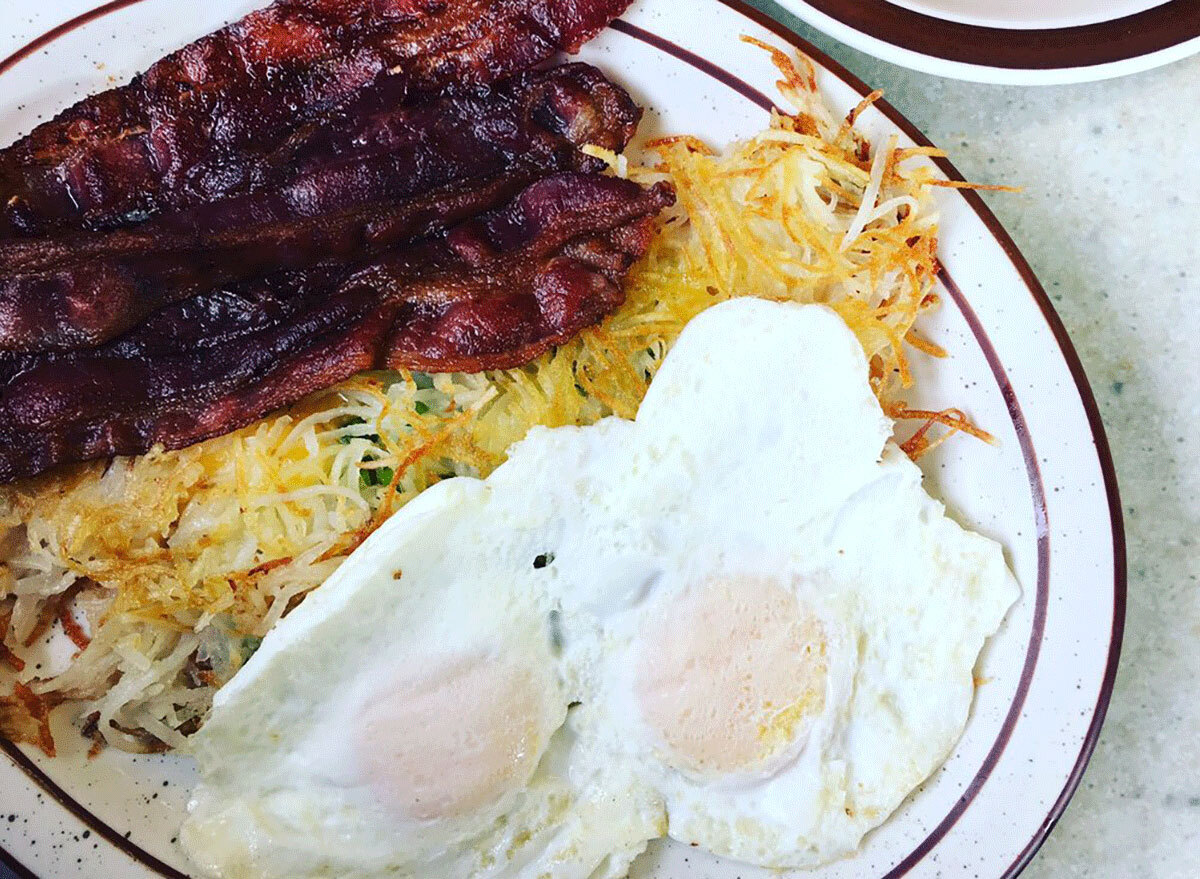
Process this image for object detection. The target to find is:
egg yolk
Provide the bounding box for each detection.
[355,653,547,821]
[636,577,827,776]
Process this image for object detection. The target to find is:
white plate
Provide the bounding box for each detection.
[0,1,1124,878]
[885,0,1168,29]
[777,0,1200,84]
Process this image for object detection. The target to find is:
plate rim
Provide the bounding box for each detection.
[775,0,1200,84]
[0,1,1126,877]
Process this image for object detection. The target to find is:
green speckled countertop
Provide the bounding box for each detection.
[744,3,1199,876]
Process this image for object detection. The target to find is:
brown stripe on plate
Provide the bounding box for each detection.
[0,736,192,877]
[610,20,778,111]
[0,0,152,76]
[0,844,38,879]
[796,0,1200,70]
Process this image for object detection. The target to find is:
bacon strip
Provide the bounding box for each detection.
[0,0,633,238]
[0,64,641,352]
[0,174,673,483]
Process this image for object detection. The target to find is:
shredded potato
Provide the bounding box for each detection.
[0,45,992,753]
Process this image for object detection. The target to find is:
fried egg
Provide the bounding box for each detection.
[180,298,1018,878]
[181,477,664,879]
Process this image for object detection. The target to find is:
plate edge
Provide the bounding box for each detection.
[774,0,1200,74]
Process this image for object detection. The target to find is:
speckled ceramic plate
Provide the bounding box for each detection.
[0,1,1124,878]
[779,0,1200,84]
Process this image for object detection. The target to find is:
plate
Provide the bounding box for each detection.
[0,1,1124,877]
[777,0,1200,84]
[881,0,1168,29]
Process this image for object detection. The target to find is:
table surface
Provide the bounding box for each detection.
[744,3,1199,878]
[1,3,1198,879]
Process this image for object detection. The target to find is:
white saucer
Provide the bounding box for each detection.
[777,0,1200,84]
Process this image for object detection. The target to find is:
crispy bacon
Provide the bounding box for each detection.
[0,64,642,352]
[0,0,633,237]
[0,174,673,483]
[382,175,672,371]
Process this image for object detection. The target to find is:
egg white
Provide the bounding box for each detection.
[181,298,1018,878]
[497,299,1019,869]
[181,478,663,879]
